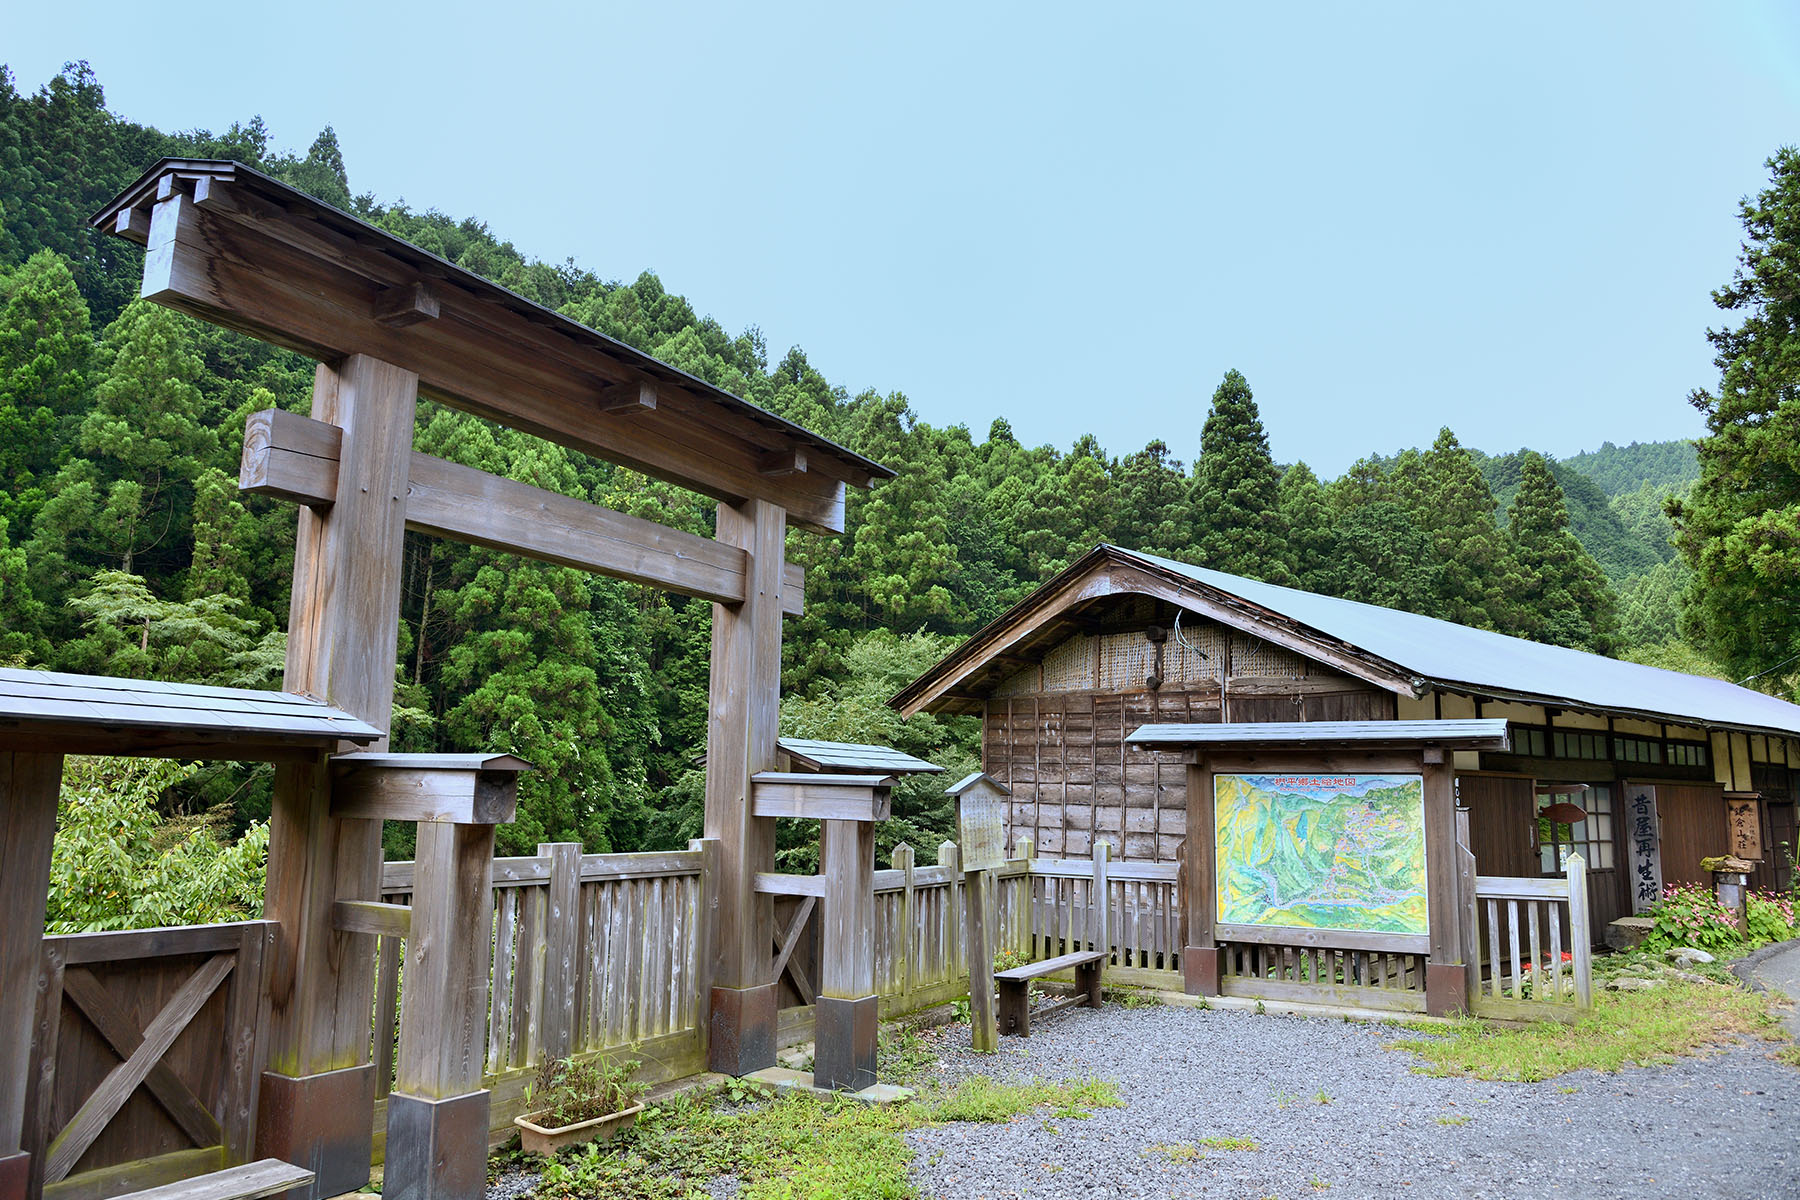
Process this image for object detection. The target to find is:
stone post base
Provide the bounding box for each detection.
[384,1090,491,1200]
[813,995,878,1092]
[709,983,778,1076]
[255,1064,376,1200]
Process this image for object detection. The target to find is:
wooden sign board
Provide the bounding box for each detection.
[949,772,1009,872]
[1624,785,1663,913]
[1726,793,1764,863]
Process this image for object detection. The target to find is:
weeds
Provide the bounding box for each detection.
[1390,980,1786,1082]
[1435,1114,1471,1126]
[529,1073,1122,1200]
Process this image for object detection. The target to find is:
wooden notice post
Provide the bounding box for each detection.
[949,773,1009,1054]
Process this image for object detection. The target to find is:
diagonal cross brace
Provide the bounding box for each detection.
[60,968,223,1150]
[44,954,234,1182]
[771,897,817,1006]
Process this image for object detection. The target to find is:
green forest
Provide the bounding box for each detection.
[2,64,1794,926]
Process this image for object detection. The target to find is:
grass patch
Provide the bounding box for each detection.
[1389,980,1786,1082]
[529,1074,1122,1200]
[1773,1045,1800,1069]
[1144,1136,1257,1165]
[1146,1141,1201,1163]
[1435,1114,1471,1126]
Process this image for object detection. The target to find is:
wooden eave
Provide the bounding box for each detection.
[1125,718,1512,754]
[0,668,382,761]
[93,159,894,535]
[889,546,1421,717]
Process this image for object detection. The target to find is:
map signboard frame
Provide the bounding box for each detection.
[1213,772,1431,953]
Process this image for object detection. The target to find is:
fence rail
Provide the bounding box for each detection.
[1464,853,1594,1020]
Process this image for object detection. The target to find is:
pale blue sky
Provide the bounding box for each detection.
[9,3,1800,475]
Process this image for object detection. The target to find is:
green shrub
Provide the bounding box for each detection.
[522,1056,646,1127]
[46,756,269,933]
[1640,882,1749,956]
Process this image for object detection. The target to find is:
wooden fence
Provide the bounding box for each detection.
[372,841,717,1153]
[1464,854,1594,1020]
[24,921,276,1200]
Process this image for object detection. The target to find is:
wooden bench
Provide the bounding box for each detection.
[996,950,1105,1036]
[114,1159,315,1200]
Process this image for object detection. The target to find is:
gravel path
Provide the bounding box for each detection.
[1750,940,1800,1039]
[905,1002,1800,1200]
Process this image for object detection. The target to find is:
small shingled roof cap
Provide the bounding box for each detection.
[778,737,944,775]
[946,771,1011,796]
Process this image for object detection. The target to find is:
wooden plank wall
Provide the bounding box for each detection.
[983,685,1393,864]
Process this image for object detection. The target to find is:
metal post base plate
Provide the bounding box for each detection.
[813,994,878,1092]
[256,1064,376,1200]
[384,1089,491,1200]
[709,983,778,1076]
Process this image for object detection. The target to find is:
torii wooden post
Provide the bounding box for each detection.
[703,499,786,1074]
[255,354,416,1198]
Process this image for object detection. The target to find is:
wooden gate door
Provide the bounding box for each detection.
[23,921,276,1200]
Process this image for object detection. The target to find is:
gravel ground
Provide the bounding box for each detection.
[905,1002,1800,1200]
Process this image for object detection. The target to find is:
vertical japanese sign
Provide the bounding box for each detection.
[1726,795,1764,862]
[1625,785,1663,913]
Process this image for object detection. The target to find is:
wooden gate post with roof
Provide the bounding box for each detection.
[252,353,418,1198]
[703,499,787,1075]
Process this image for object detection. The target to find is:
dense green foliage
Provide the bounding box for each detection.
[1671,148,1800,699]
[0,63,1750,881]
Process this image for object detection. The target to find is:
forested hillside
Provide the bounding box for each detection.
[0,63,1720,879]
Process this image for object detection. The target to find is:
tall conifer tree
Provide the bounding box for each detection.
[1505,452,1617,652]
[1669,148,1800,692]
[1190,369,1291,583]
[1416,428,1510,629]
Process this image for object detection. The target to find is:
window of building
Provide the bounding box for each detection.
[1667,740,1708,768]
[1512,727,1548,757]
[1552,730,1608,760]
[1613,736,1664,765]
[1536,783,1614,872]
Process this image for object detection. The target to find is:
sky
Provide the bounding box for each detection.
[9,3,1800,476]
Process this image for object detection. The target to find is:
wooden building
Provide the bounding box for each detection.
[892,545,1800,943]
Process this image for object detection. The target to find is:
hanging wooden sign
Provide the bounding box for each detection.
[1726,793,1764,863]
[1624,785,1663,913]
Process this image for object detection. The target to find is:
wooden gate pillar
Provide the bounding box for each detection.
[703,499,785,1075]
[1,752,62,1200]
[383,822,497,1200]
[1180,757,1221,996]
[814,818,877,1091]
[1422,752,1467,1016]
[257,354,418,1197]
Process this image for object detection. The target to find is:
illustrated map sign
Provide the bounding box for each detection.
[1727,795,1764,862]
[1215,773,1428,936]
[1625,785,1663,913]
[955,777,1008,872]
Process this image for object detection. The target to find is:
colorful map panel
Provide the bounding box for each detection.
[1215,773,1428,937]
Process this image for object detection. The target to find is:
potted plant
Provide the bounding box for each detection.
[514,1056,647,1155]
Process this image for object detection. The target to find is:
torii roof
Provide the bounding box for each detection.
[891,544,1800,739]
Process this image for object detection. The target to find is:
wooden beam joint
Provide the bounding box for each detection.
[597,380,658,414]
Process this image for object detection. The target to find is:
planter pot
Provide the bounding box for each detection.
[514,1102,645,1155]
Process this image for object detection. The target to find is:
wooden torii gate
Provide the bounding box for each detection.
[89,159,893,1200]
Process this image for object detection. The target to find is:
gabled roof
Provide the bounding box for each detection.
[0,668,383,759]
[891,545,1800,739]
